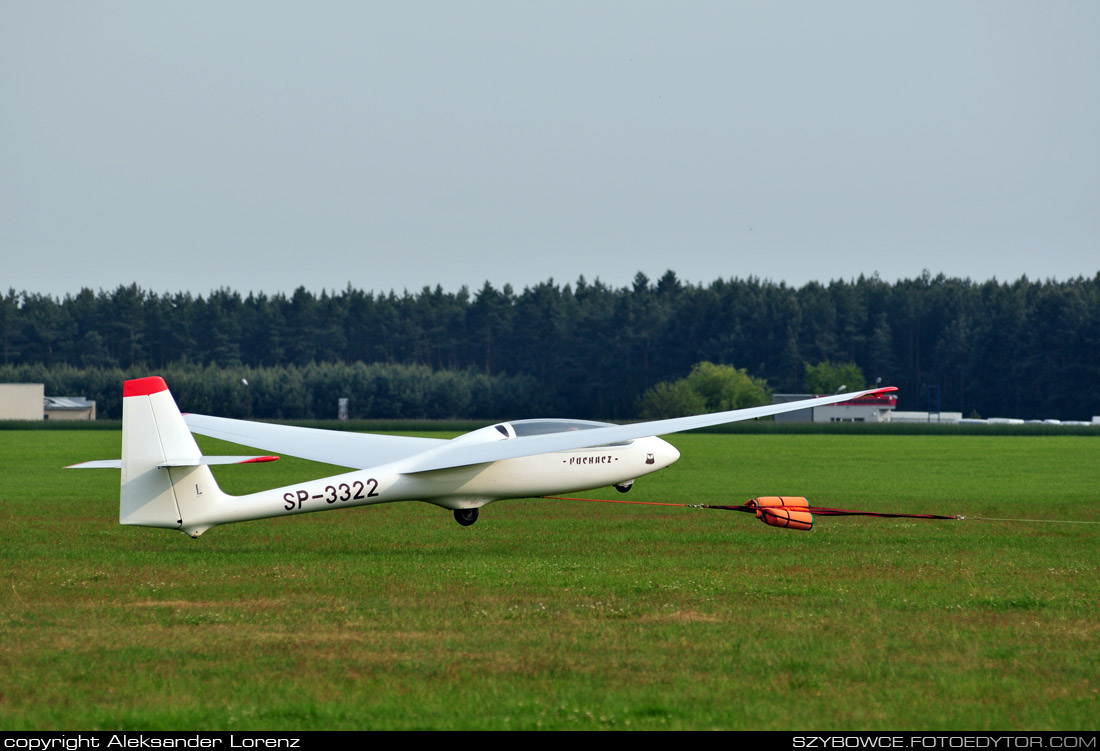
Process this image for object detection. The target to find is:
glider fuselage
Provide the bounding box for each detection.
[176,434,678,536]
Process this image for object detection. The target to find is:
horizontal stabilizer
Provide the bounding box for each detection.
[161,455,279,468]
[67,459,123,469]
[68,455,278,469]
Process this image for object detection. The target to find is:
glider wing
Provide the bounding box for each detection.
[183,414,447,469]
[184,387,895,474]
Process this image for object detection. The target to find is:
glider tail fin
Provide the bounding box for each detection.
[121,376,226,536]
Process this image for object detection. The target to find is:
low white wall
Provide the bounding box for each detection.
[0,384,45,420]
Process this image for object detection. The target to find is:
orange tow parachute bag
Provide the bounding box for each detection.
[747,496,814,531]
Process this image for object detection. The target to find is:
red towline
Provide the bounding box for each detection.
[543,494,959,532]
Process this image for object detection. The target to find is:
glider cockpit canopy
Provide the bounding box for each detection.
[493,419,633,447]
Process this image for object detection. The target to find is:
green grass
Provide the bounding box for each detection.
[1,430,1098,730]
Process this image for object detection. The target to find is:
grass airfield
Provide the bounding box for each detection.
[1,429,1098,730]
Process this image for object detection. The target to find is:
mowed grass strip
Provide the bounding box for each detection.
[1,430,1097,730]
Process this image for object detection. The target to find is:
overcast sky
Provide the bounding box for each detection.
[3,1,1098,299]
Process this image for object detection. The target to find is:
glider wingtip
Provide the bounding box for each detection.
[239,455,279,464]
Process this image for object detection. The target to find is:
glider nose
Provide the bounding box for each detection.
[654,437,680,468]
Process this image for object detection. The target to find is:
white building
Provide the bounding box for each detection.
[0,383,45,420]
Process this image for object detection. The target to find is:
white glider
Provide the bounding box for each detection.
[70,376,897,538]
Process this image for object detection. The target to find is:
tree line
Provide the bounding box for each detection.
[0,362,544,422]
[2,271,1098,420]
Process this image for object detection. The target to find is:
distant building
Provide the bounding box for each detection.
[773,390,1100,427]
[773,392,898,423]
[0,384,45,420]
[892,410,964,424]
[0,383,96,420]
[44,395,97,421]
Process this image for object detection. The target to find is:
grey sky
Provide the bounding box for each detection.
[3,1,1098,299]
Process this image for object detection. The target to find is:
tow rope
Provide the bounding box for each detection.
[544,495,1100,531]
[542,495,958,532]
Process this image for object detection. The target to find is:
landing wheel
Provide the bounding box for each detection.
[454,508,479,526]
[614,480,634,494]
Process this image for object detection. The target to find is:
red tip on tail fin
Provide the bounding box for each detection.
[124,376,169,397]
